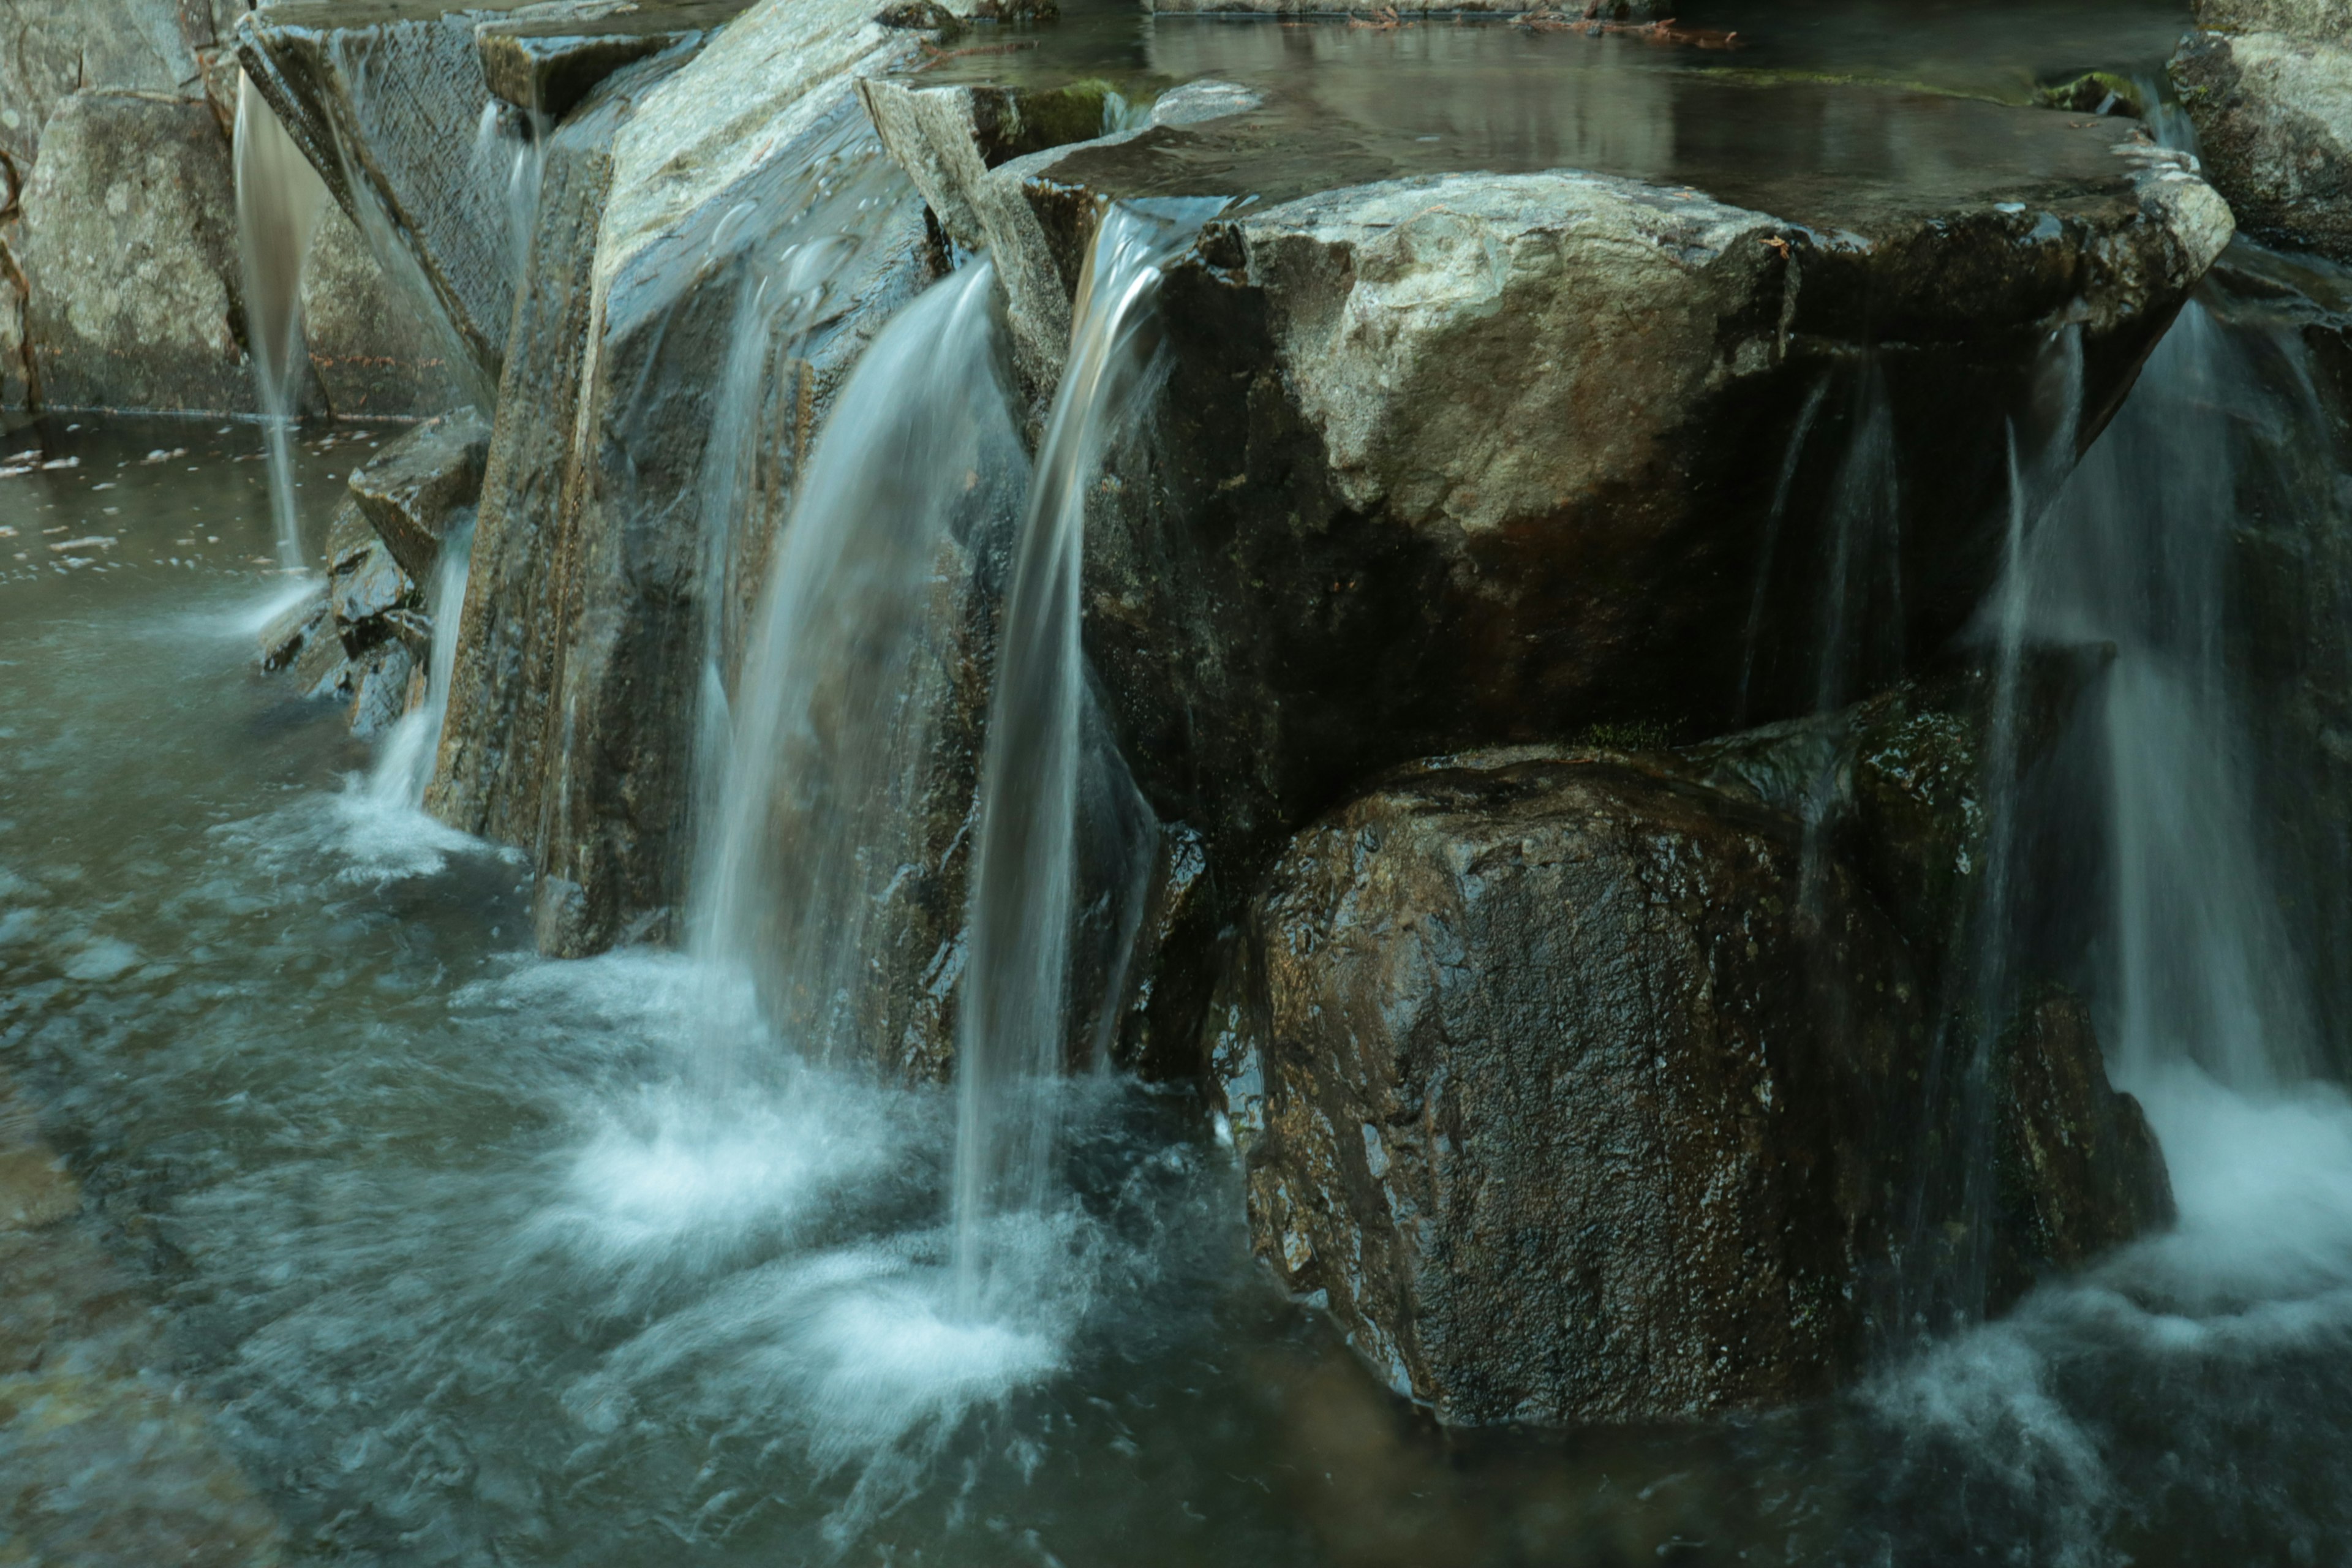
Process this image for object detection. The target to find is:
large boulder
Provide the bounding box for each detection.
[2173,23,2352,262]
[1210,749,2171,1427]
[0,0,219,176]
[426,0,951,956]
[17,92,247,412]
[861,80,2230,1061]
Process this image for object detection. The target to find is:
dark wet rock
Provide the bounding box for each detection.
[347,405,489,581]
[1989,987,2174,1287]
[2173,26,2352,263]
[476,1,750,119]
[346,638,416,739]
[332,538,417,637]
[0,232,28,409]
[18,91,247,413]
[876,0,962,30]
[2037,70,2147,118]
[432,5,941,956]
[257,582,332,673]
[1210,750,1932,1425]
[1211,749,2172,1427]
[320,497,423,690]
[859,88,2230,1060]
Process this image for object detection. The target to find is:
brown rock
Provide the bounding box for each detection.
[346,405,489,581]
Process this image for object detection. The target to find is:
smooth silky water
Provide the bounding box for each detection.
[13,8,2352,1564]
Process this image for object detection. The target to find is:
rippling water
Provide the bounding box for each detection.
[7,411,2352,1565]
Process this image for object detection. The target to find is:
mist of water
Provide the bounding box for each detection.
[232,70,328,572]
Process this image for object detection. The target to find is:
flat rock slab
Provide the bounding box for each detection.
[348,404,489,580]
[476,0,755,119]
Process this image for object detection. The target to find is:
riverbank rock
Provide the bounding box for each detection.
[2173,23,2352,262]
[1210,750,2171,1427]
[17,92,247,412]
[429,0,948,957]
[347,406,489,581]
[864,81,2231,1047]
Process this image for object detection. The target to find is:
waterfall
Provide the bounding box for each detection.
[233,70,328,572]
[692,262,1023,1086]
[367,519,477,809]
[2023,300,2320,1090]
[948,202,1219,1306]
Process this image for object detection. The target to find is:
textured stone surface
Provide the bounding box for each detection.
[1212,750,2173,1427]
[18,91,249,412]
[1211,752,1931,1425]
[347,405,489,581]
[299,202,470,417]
[2198,0,2352,44]
[477,0,753,119]
[888,96,2230,1070]
[0,0,209,175]
[2174,28,2352,262]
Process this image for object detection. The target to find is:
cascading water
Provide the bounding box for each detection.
[367,518,477,810]
[2021,298,2321,1091]
[692,262,1023,1083]
[233,71,328,573]
[948,202,1220,1305]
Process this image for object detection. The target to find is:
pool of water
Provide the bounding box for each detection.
[7,322,2352,1562]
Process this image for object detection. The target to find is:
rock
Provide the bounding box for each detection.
[256,582,331,672]
[430,0,942,956]
[1211,750,1932,1425]
[858,83,2230,1055]
[2173,28,2352,263]
[0,226,27,409]
[347,638,416,737]
[1211,749,2172,1427]
[347,406,489,581]
[2197,0,2352,43]
[476,1,753,120]
[0,0,206,175]
[299,203,470,418]
[18,91,249,412]
[1988,987,2174,1289]
[236,2,519,405]
[332,538,418,639]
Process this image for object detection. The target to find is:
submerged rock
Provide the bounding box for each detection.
[18,92,247,412]
[1212,749,2172,1427]
[347,405,489,581]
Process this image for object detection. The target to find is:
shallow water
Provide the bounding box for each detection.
[7,392,2352,1564]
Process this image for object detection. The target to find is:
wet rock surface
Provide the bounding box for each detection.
[299,202,471,418]
[1210,751,1931,1425]
[2173,23,2352,263]
[1211,748,2173,1427]
[347,404,489,581]
[18,91,247,412]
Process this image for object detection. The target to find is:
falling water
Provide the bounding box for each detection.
[232,70,328,571]
[2022,298,2320,1090]
[469,100,545,287]
[367,519,477,810]
[692,263,1022,1084]
[948,202,1218,1304]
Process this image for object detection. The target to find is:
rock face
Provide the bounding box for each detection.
[347,407,489,582]
[422,0,947,956]
[299,203,470,418]
[236,1,545,405]
[1211,750,2173,1427]
[2173,24,2352,262]
[865,86,2232,1049]
[17,92,247,412]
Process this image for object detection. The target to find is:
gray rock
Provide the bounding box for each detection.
[2197,0,2352,44]
[1212,750,2172,1427]
[347,637,416,738]
[0,0,204,174]
[236,2,517,405]
[18,91,248,413]
[476,1,752,119]
[347,405,489,581]
[300,202,471,418]
[2173,28,2352,263]
[0,224,26,409]
[331,537,417,636]
[256,581,331,673]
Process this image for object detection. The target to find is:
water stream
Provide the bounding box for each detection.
[232,70,330,573]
